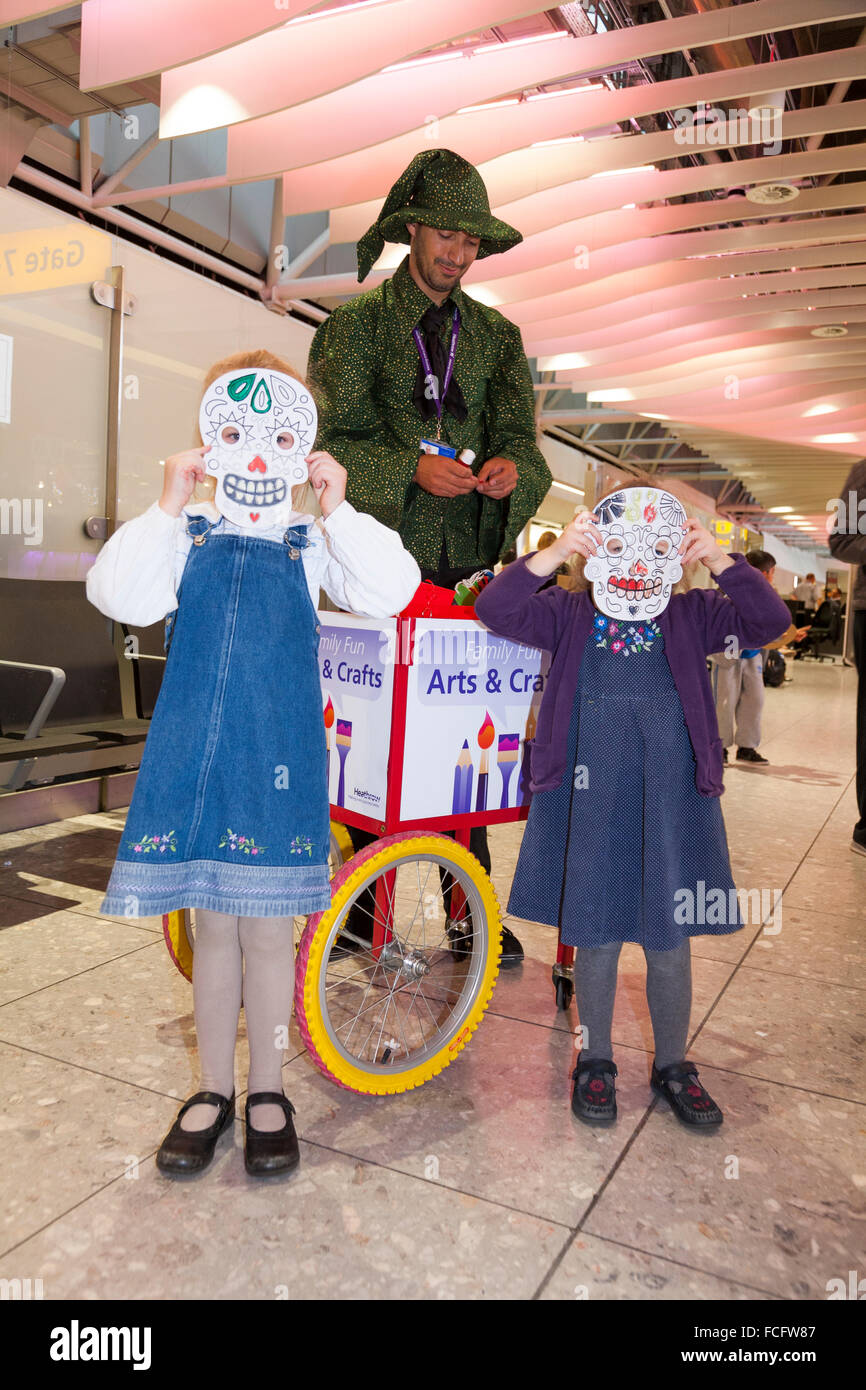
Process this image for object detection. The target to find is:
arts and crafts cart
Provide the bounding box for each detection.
[163,608,573,1095]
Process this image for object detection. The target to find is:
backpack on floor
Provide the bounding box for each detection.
[763,649,786,687]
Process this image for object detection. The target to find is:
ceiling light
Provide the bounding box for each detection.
[473,30,569,54]
[746,89,786,122]
[802,404,838,416]
[813,433,858,443]
[591,166,658,178]
[463,284,502,307]
[537,353,589,371]
[551,481,585,497]
[811,325,848,338]
[527,85,603,101]
[767,505,793,513]
[457,98,520,114]
[383,50,466,71]
[531,135,585,148]
[640,412,670,420]
[587,389,635,402]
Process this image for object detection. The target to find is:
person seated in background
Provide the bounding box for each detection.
[536,529,570,587]
[794,572,821,615]
[710,550,809,765]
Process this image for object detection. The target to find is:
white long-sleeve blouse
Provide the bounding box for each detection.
[85,499,421,627]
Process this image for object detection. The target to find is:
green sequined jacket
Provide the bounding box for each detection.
[307,258,553,571]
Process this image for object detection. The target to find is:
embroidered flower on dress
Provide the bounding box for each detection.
[593,614,607,632]
[128,831,177,855]
[290,835,313,857]
[219,829,267,855]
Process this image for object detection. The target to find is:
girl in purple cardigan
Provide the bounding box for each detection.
[475,490,791,1130]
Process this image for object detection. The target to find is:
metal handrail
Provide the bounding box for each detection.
[0,659,66,740]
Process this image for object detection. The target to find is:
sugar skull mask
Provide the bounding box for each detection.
[584,486,687,620]
[199,369,317,531]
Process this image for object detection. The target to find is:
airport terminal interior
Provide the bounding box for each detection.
[1,0,865,1306]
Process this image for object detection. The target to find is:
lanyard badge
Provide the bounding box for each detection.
[412,307,460,442]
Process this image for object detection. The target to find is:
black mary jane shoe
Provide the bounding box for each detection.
[244,1092,300,1177]
[571,1055,618,1126]
[156,1091,235,1175]
[651,1061,723,1129]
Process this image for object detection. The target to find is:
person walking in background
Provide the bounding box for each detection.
[828,460,866,856]
[711,550,808,765]
[309,149,553,966]
[794,572,821,614]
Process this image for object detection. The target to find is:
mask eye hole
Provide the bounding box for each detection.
[605,536,624,557]
[653,537,671,557]
[220,424,242,446]
[275,430,295,451]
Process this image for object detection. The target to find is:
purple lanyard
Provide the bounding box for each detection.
[412,306,460,438]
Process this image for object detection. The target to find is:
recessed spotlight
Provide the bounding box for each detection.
[811,325,848,338]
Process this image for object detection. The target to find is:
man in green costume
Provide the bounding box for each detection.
[309,149,553,965]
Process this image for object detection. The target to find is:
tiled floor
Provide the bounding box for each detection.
[0,660,864,1300]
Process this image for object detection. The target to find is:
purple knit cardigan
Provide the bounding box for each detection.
[474,553,792,798]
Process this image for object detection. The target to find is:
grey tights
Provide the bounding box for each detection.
[181,910,294,1134]
[574,939,692,1071]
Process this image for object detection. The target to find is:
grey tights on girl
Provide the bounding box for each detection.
[181,909,295,1134]
[574,938,692,1070]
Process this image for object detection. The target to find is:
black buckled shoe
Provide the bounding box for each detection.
[244,1092,300,1176]
[571,1054,618,1126]
[651,1061,723,1128]
[156,1091,235,1174]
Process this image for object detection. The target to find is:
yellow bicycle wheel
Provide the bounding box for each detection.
[295,831,502,1095]
[162,909,194,983]
[162,820,353,981]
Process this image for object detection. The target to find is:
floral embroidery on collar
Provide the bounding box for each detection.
[593,615,661,655]
[219,829,266,856]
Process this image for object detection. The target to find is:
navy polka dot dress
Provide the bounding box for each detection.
[508,616,742,949]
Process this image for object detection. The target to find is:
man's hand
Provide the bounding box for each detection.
[475,456,518,499]
[795,625,811,642]
[414,454,478,498]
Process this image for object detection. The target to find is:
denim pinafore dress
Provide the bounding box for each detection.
[101,516,331,919]
[508,616,741,950]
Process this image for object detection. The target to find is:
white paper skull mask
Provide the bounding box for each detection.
[584,486,687,620]
[199,368,317,531]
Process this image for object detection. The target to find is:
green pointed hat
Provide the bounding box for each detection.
[356,148,522,282]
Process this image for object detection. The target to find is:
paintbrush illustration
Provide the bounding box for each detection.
[336,718,352,806]
[518,705,537,805]
[451,740,474,815]
[497,733,519,808]
[323,695,335,794]
[475,710,495,812]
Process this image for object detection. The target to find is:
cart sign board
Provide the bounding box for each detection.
[317,613,395,821]
[401,619,548,823]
